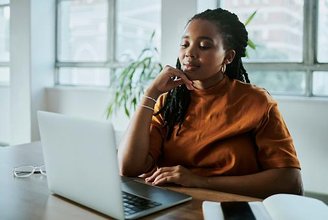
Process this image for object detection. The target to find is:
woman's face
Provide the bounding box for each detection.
[179,19,231,82]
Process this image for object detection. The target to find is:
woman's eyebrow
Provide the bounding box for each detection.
[182,35,214,42]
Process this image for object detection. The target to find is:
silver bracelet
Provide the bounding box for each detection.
[140,104,154,111]
[143,95,157,103]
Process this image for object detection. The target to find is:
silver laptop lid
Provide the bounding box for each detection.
[38,111,125,219]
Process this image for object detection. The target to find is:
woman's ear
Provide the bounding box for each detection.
[224,50,236,64]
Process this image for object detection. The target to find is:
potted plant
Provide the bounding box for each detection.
[106,31,162,118]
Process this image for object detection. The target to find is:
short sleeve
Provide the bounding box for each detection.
[255,103,301,170]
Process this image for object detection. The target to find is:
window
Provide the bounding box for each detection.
[251,71,306,95]
[313,72,328,95]
[116,0,161,62]
[0,1,9,85]
[56,0,161,87]
[57,0,108,62]
[220,0,328,96]
[317,0,328,63]
[57,1,328,97]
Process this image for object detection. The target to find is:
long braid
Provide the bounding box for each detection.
[156,8,250,140]
[154,59,191,139]
[227,57,250,83]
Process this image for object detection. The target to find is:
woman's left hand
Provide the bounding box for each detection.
[144,165,204,187]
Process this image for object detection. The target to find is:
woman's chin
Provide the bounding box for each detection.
[183,70,198,80]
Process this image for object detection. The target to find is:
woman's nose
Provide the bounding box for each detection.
[185,47,196,58]
[185,53,195,58]
[185,45,196,58]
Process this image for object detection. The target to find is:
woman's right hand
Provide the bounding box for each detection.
[147,65,194,98]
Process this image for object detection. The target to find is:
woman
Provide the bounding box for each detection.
[118,8,303,199]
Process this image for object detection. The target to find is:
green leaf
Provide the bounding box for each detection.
[245,50,249,58]
[137,47,151,59]
[106,103,114,118]
[146,57,152,65]
[119,64,134,87]
[150,30,155,41]
[247,39,256,50]
[244,10,257,26]
[132,97,137,110]
[124,102,130,117]
[145,64,156,79]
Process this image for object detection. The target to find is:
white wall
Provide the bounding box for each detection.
[10,0,55,145]
[46,87,130,146]
[46,86,130,130]
[0,85,10,145]
[161,0,197,65]
[278,98,328,194]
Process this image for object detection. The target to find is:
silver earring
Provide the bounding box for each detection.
[220,63,226,74]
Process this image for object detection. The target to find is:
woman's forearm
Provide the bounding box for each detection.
[118,88,161,176]
[196,168,303,199]
[118,65,193,176]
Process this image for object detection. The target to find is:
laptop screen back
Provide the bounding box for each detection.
[38,111,125,219]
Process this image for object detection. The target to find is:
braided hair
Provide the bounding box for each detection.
[155,8,250,140]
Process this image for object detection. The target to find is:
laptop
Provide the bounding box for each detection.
[37,111,191,219]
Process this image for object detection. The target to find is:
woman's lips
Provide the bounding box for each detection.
[183,63,200,71]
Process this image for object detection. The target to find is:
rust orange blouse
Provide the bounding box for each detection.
[149,75,300,177]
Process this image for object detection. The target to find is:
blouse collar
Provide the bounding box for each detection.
[191,74,229,96]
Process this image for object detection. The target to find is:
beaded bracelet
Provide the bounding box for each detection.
[143,95,157,103]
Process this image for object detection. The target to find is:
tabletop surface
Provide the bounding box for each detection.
[0,142,260,219]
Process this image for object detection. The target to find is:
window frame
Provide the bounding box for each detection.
[219,0,328,97]
[55,0,125,86]
[55,0,328,97]
[0,3,10,86]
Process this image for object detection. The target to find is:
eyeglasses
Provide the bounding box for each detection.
[13,165,46,178]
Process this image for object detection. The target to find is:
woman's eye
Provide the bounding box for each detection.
[200,44,211,49]
[180,44,188,48]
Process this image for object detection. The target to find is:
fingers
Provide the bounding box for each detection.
[149,65,195,94]
[145,166,185,186]
[163,65,194,90]
[139,172,153,178]
[147,171,177,186]
[170,78,184,87]
[138,166,157,179]
[152,172,178,186]
[147,65,195,100]
[145,166,175,183]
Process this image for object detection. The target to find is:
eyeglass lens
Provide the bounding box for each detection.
[13,165,46,177]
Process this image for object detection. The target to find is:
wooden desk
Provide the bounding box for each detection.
[0,142,260,219]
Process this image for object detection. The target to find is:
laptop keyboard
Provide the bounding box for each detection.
[122,191,161,216]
